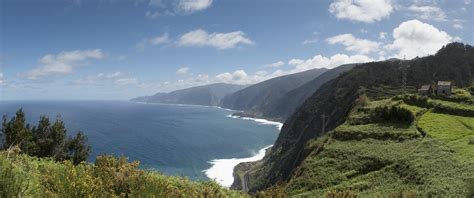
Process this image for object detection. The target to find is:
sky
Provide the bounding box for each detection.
[1,0,473,100]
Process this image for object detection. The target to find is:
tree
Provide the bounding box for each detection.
[1,109,91,164]
[63,132,91,165]
[1,109,34,153]
[32,115,53,157]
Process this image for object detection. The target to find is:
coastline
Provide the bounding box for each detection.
[203,114,282,187]
[132,101,282,187]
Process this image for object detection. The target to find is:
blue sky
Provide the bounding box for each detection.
[1,0,472,100]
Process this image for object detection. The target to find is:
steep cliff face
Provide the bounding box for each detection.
[240,42,474,191]
[131,83,246,106]
[260,63,358,120]
[220,68,328,118]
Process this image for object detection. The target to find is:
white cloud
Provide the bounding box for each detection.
[385,19,452,59]
[149,33,170,45]
[136,33,170,50]
[0,73,4,84]
[329,0,393,23]
[212,53,372,85]
[288,59,304,65]
[74,71,125,85]
[176,67,189,75]
[452,19,465,29]
[176,0,213,13]
[153,52,374,92]
[453,23,463,29]
[379,32,387,39]
[302,38,318,45]
[115,78,139,86]
[326,34,380,54]
[21,49,104,80]
[263,61,285,68]
[255,70,268,76]
[288,54,373,71]
[144,0,212,19]
[177,29,254,49]
[145,11,163,19]
[408,5,446,21]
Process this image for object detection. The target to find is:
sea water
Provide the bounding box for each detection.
[0,100,280,186]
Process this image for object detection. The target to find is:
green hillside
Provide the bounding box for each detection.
[0,151,247,197]
[258,91,474,197]
[237,43,474,192]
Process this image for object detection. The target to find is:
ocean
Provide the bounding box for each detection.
[0,100,281,186]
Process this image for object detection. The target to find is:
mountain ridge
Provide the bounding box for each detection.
[234,42,474,194]
[220,68,329,120]
[131,83,246,106]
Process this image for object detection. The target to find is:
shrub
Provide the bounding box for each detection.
[325,189,358,198]
[94,155,147,196]
[431,100,474,117]
[0,154,30,198]
[356,94,370,107]
[469,85,474,94]
[373,105,415,123]
[394,94,432,108]
[469,138,474,145]
[255,184,287,198]
[467,178,474,198]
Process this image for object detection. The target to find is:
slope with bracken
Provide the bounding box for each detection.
[234,42,474,196]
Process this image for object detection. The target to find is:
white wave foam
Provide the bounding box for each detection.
[215,106,234,111]
[203,145,272,187]
[227,115,283,130]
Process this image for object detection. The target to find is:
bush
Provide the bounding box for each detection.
[326,189,358,198]
[255,184,287,198]
[356,94,370,107]
[0,154,30,197]
[373,105,415,123]
[469,85,474,94]
[94,155,147,196]
[431,100,474,117]
[394,94,432,108]
[1,152,246,197]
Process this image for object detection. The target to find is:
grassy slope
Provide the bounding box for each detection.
[0,152,247,197]
[419,112,474,164]
[281,95,474,197]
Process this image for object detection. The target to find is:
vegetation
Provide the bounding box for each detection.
[236,43,474,193]
[418,112,474,163]
[3,42,474,196]
[252,92,474,197]
[221,68,329,121]
[1,109,90,165]
[0,110,249,197]
[0,150,247,197]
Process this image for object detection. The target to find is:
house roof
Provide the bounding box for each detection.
[419,85,431,91]
[437,81,452,86]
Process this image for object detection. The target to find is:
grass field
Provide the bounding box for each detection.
[418,111,474,164]
[281,95,474,197]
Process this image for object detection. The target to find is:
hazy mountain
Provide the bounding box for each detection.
[259,63,358,120]
[131,83,246,106]
[220,68,328,117]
